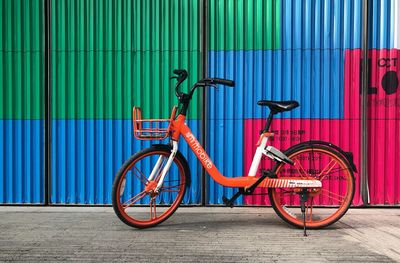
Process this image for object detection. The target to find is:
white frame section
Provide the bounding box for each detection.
[155,141,178,191]
[248,136,269,177]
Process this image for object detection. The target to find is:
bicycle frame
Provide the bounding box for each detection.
[153,113,322,192]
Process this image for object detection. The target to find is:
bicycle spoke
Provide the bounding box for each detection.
[269,146,354,228]
[113,147,187,228]
[160,184,183,190]
[123,191,146,209]
[159,184,183,193]
[321,167,350,176]
[161,190,180,193]
[321,188,345,203]
[132,165,149,184]
[318,159,338,181]
[293,158,309,178]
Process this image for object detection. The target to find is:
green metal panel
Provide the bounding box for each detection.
[0,0,44,120]
[209,0,281,51]
[52,0,201,119]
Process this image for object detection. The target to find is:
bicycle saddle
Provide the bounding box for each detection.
[257,100,299,113]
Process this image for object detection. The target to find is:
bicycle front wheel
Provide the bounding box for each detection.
[112,145,189,228]
[269,145,355,229]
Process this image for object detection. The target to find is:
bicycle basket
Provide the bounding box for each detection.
[132,106,177,140]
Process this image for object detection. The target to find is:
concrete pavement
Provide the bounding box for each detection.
[0,207,399,262]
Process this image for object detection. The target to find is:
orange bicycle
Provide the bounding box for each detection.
[112,69,356,235]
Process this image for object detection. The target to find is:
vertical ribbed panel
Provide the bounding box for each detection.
[209,0,281,50]
[368,49,400,205]
[0,0,44,203]
[207,66,244,205]
[51,0,200,119]
[366,0,400,204]
[369,0,395,49]
[51,0,202,204]
[51,120,201,204]
[282,0,361,50]
[0,120,44,203]
[0,0,44,119]
[207,0,363,205]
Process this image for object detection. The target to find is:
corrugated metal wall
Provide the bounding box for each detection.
[206,0,281,204]
[51,0,202,204]
[207,0,363,205]
[1,0,399,205]
[365,0,400,204]
[0,0,44,203]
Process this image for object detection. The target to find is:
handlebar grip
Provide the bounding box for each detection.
[212,78,235,87]
[173,69,187,76]
[173,69,188,84]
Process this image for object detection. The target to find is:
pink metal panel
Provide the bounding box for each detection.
[243,119,362,206]
[367,49,400,204]
[345,48,400,205]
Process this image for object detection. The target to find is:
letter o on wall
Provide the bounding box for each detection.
[381,71,399,95]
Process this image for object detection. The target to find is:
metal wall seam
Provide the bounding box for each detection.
[200,0,208,206]
[0,0,45,204]
[360,0,370,204]
[393,0,400,49]
[51,0,202,204]
[44,0,52,205]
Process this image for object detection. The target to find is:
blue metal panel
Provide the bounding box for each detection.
[51,120,201,204]
[206,120,244,205]
[282,0,362,50]
[206,52,245,205]
[369,0,395,49]
[208,50,344,120]
[0,120,44,203]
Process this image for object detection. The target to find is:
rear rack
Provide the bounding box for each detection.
[132,106,177,140]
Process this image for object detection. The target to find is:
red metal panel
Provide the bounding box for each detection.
[367,49,400,204]
[243,119,362,206]
[345,48,400,205]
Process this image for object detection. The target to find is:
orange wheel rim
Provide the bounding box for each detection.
[115,151,186,227]
[271,148,354,228]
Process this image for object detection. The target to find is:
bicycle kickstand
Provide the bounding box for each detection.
[299,189,308,237]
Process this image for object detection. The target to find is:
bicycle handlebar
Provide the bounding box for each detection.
[171,69,235,115]
[209,78,235,87]
[171,69,235,108]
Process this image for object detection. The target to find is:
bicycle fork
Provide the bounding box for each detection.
[147,141,178,193]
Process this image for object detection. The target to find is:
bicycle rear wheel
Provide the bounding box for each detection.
[112,145,189,228]
[269,145,355,229]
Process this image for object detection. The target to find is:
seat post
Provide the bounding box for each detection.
[261,112,274,134]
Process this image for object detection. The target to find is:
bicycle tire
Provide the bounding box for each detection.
[112,144,190,228]
[269,144,355,229]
